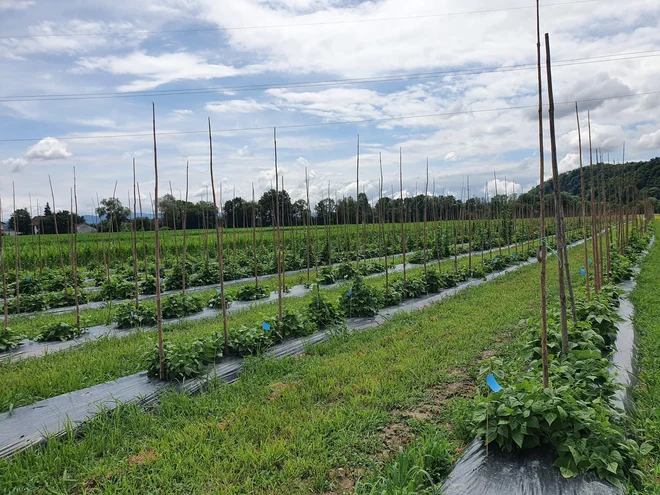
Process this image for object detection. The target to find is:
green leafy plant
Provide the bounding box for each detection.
[161,293,204,319]
[318,265,337,285]
[307,288,344,329]
[341,276,384,317]
[114,304,157,329]
[228,325,273,356]
[206,291,233,309]
[146,334,222,380]
[35,322,86,342]
[234,284,270,301]
[0,326,26,351]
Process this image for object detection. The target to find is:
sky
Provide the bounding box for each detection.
[0,0,659,218]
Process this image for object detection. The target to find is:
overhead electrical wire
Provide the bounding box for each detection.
[0,90,656,144]
[0,0,600,40]
[0,49,658,103]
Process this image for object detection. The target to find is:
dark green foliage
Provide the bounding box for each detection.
[161,293,204,319]
[403,275,427,299]
[114,304,157,329]
[206,291,233,309]
[146,334,223,381]
[228,325,272,356]
[318,265,337,285]
[0,327,26,351]
[234,284,269,301]
[341,276,383,317]
[307,288,344,329]
[35,322,85,342]
[100,279,135,301]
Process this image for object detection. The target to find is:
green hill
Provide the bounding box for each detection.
[530,157,660,203]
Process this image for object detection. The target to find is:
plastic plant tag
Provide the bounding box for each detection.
[262,322,271,331]
[130,311,135,317]
[25,276,31,282]
[217,289,222,295]
[486,374,503,393]
[493,257,499,263]
[347,289,353,297]
[588,258,593,264]
[580,268,586,276]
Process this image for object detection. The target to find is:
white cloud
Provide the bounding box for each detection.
[236,145,251,157]
[638,130,660,150]
[25,137,72,160]
[2,157,28,173]
[77,52,253,92]
[558,153,582,174]
[444,151,458,162]
[205,99,279,114]
[0,0,34,10]
[484,178,522,197]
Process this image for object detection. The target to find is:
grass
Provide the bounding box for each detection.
[0,237,592,494]
[629,221,660,494]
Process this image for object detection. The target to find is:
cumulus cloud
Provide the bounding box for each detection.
[444,151,458,161]
[558,153,582,174]
[0,0,34,10]
[25,137,72,160]
[236,145,251,157]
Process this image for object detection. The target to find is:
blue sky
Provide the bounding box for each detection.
[1,0,659,217]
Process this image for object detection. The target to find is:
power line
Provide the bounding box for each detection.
[0,0,599,40]
[1,49,658,103]
[0,90,656,144]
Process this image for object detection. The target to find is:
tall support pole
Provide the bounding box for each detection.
[545,33,571,352]
[536,0,549,387]
[152,103,165,380]
[399,148,407,288]
[355,135,360,271]
[209,118,229,353]
[273,128,283,321]
[575,103,590,299]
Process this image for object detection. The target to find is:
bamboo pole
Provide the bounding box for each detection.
[131,160,139,309]
[0,193,8,329]
[72,169,80,328]
[355,136,360,271]
[424,159,429,274]
[252,182,259,288]
[545,32,571,351]
[537,0,549,387]
[153,104,165,380]
[380,155,390,293]
[49,176,70,304]
[399,148,407,288]
[575,103,590,299]
[588,114,600,293]
[12,183,20,314]
[273,128,283,321]
[182,163,189,294]
[209,118,229,353]
[36,198,43,277]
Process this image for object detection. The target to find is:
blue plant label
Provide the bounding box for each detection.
[25,276,31,282]
[580,268,586,276]
[217,289,222,295]
[493,257,499,262]
[347,289,353,297]
[262,322,271,331]
[130,311,135,317]
[487,374,503,393]
[588,258,593,264]
[160,278,164,282]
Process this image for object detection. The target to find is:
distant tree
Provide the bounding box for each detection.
[41,210,85,234]
[96,198,130,231]
[258,189,291,227]
[9,208,32,235]
[315,198,335,226]
[43,202,52,217]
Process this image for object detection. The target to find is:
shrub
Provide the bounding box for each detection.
[100,279,135,301]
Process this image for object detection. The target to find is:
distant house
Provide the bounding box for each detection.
[0,221,17,236]
[31,216,45,234]
[77,223,97,234]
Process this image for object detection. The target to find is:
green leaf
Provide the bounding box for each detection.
[512,429,525,449]
[544,411,557,426]
[560,466,579,478]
